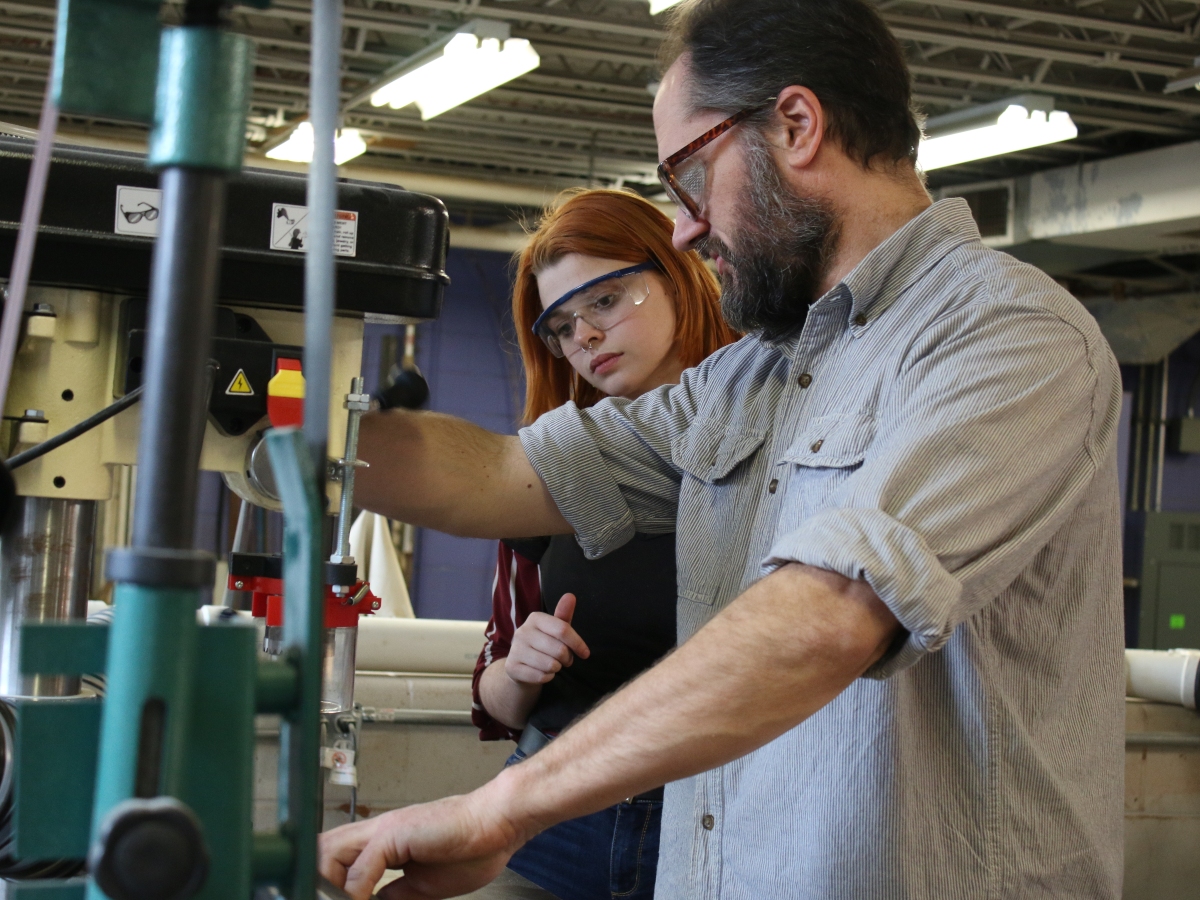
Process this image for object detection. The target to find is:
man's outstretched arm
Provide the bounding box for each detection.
[354,409,571,539]
[319,562,901,900]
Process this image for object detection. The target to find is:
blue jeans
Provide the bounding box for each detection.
[503,749,661,900]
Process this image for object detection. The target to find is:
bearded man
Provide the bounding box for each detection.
[318,0,1125,897]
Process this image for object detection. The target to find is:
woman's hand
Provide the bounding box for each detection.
[504,593,591,685]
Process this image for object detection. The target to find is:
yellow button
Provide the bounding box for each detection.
[268,366,306,400]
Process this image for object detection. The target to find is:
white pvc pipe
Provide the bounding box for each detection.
[1126,648,1200,710]
[355,617,486,675]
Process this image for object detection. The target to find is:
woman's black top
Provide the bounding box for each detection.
[503,532,677,734]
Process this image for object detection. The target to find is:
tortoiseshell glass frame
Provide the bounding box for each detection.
[656,100,774,220]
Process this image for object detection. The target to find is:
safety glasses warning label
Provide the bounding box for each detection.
[270,204,358,257]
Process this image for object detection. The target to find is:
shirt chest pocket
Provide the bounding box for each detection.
[671,421,766,485]
[776,413,875,531]
[670,420,766,610]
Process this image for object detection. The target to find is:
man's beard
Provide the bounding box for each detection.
[697,134,840,343]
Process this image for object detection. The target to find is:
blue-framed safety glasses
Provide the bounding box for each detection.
[532,261,658,358]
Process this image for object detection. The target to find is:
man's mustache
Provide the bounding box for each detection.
[695,235,734,267]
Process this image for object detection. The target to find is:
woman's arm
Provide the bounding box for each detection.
[478,659,543,732]
[471,544,544,738]
[479,594,590,730]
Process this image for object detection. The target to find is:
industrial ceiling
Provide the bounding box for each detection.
[1,0,1199,222]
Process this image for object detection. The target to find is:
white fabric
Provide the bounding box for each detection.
[348,511,414,618]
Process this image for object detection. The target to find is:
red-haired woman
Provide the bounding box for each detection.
[468,189,738,900]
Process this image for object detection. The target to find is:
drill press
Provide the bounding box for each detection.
[0,0,450,894]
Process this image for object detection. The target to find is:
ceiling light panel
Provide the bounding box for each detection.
[266,122,368,165]
[370,28,540,121]
[918,96,1078,171]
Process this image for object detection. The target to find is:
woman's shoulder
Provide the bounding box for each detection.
[501,536,552,564]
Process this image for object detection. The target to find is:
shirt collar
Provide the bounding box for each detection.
[844,197,980,321]
[778,198,981,357]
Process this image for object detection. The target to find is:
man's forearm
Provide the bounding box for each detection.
[355,409,571,538]
[478,660,542,731]
[488,563,901,835]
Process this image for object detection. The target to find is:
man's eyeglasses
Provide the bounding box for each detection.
[532,262,657,358]
[656,99,776,221]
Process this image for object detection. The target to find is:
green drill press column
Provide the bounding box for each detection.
[86,582,199,827]
[266,429,328,900]
[149,27,255,171]
[84,18,256,900]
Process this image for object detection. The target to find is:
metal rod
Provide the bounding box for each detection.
[222,499,251,608]
[358,707,473,726]
[131,168,226,551]
[1143,362,1160,514]
[1142,364,1158,514]
[334,377,364,562]
[302,0,343,483]
[0,83,57,415]
[1125,732,1200,748]
[1155,355,1168,512]
[1128,366,1146,513]
[0,498,95,698]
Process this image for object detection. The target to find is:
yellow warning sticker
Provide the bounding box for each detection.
[226,369,254,396]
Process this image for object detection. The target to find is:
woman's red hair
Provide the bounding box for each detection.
[513,189,737,425]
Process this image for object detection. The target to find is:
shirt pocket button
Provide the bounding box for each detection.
[810,439,824,453]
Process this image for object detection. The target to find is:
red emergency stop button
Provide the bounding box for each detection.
[267,357,305,427]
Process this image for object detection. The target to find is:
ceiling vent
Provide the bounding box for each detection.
[936,180,1014,247]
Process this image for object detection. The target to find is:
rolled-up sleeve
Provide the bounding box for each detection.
[519,360,708,559]
[764,307,1121,678]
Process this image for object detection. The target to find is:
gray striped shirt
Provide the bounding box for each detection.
[519,199,1125,899]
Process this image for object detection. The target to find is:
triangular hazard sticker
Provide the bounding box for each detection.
[226,369,254,396]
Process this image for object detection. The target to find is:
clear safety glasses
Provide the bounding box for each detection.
[532,262,657,358]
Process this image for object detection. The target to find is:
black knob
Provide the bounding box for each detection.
[375,368,429,411]
[90,798,209,900]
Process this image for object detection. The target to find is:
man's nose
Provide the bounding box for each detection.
[672,209,710,252]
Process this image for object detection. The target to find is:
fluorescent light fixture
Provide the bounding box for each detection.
[1165,57,1200,93]
[648,0,685,12]
[368,21,539,120]
[265,122,368,165]
[917,95,1077,172]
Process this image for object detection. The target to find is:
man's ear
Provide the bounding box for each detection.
[771,86,825,171]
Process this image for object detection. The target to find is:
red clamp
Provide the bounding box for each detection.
[233,572,381,630]
[228,573,283,620]
[324,581,382,628]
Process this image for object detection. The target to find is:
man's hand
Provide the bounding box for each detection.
[505,594,591,685]
[319,786,528,900]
